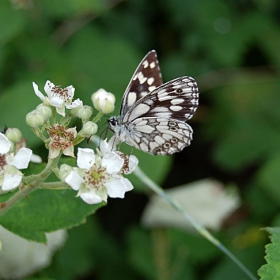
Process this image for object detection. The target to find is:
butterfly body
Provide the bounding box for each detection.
[108,50,199,155]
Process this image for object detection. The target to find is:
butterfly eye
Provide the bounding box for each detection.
[108,117,118,127]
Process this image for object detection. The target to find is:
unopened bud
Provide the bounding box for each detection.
[91,88,115,114]
[77,105,93,120]
[26,110,45,127]
[36,104,52,120]
[5,128,22,143]
[80,121,98,137]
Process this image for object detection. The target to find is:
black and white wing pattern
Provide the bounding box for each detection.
[120,50,162,116]
[108,50,199,155]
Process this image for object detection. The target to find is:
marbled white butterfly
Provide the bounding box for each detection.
[108,50,199,155]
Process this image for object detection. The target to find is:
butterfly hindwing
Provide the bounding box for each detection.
[120,50,163,116]
[124,117,193,155]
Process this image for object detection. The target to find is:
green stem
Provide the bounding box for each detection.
[133,167,257,280]
[92,111,104,123]
[38,182,70,190]
[0,156,60,217]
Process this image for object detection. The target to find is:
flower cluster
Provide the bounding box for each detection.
[1,79,137,208]
[29,80,137,205]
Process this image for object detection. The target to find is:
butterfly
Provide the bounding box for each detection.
[108,50,199,155]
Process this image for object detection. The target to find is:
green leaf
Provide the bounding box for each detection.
[258,227,280,279]
[0,189,104,243]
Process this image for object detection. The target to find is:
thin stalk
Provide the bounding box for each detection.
[133,166,257,280]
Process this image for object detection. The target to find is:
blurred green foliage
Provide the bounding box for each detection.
[0,0,280,279]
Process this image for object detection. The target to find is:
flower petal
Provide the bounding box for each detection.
[0,133,11,154]
[48,146,60,159]
[30,154,42,164]
[32,82,45,100]
[65,85,75,99]
[63,145,75,157]
[105,176,133,198]
[11,148,32,169]
[44,80,55,96]
[65,170,83,191]
[122,177,134,192]
[77,148,95,169]
[126,155,138,174]
[49,97,64,108]
[66,98,83,109]
[102,152,123,174]
[80,189,103,204]
[2,169,23,191]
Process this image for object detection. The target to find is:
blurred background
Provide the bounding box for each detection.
[1,0,280,279]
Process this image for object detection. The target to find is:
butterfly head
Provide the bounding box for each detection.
[108,116,118,130]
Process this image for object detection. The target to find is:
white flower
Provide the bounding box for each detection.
[0,226,67,279]
[0,133,32,191]
[32,80,83,117]
[46,124,77,159]
[141,179,241,232]
[91,88,115,114]
[64,138,137,204]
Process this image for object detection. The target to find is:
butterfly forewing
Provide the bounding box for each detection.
[123,76,199,123]
[120,50,163,116]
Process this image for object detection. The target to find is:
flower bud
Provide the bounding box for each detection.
[91,88,115,114]
[26,110,45,127]
[36,104,52,120]
[5,128,22,143]
[77,105,93,120]
[80,121,98,137]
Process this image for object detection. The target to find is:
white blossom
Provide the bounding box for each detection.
[142,179,241,232]
[64,138,137,204]
[0,226,67,279]
[46,124,77,159]
[32,80,83,117]
[0,133,32,191]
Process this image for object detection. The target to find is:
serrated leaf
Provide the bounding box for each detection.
[0,189,104,243]
[258,227,280,279]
